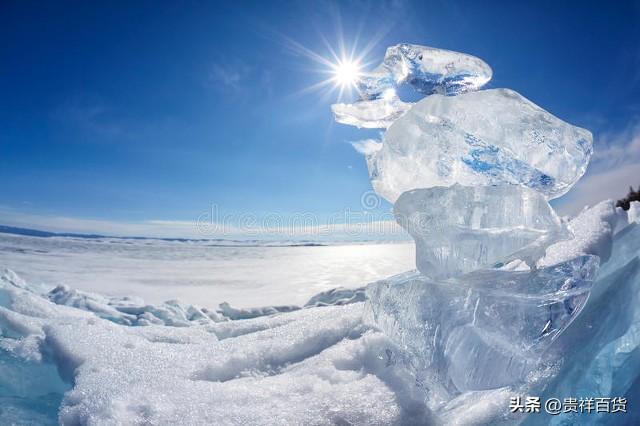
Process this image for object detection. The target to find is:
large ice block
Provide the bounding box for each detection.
[395,185,567,279]
[332,44,492,129]
[358,43,492,100]
[364,255,599,400]
[368,89,593,202]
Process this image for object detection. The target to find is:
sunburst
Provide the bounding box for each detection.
[279,29,384,103]
[330,58,362,89]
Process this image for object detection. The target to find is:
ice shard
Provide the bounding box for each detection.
[395,185,567,279]
[331,94,412,129]
[368,89,593,202]
[332,44,492,129]
[357,43,492,99]
[365,255,599,397]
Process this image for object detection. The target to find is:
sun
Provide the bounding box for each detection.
[331,59,361,88]
[278,33,377,101]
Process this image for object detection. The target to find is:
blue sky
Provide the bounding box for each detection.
[1,0,639,238]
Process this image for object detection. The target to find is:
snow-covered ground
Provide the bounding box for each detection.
[0,201,638,425]
[0,233,414,308]
[0,235,426,425]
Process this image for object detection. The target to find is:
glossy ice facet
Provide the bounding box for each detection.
[395,185,567,279]
[332,43,492,129]
[332,94,412,129]
[369,89,593,202]
[365,255,599,396]
[359,43,492,100]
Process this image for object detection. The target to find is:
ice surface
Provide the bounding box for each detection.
[218,302,299,320]
[332,43,492,129]
[0,232,414,308]
[395,185,566,279]
[368,89,593,202]
[48,284,228,325]
[45,279,366,324]
[365,255,598,398]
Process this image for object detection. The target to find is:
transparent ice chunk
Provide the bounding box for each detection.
[332,43,492,128]
[369,89,593,202]
[394,185,567,279]
[331,94,412,129]
[358,43,492,99]
[364,255,599,398]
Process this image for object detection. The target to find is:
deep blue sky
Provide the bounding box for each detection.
[1,0,639,236]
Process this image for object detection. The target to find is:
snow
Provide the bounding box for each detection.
[628,200,640,224]
[538,200,624,267]
[0,268,430,425]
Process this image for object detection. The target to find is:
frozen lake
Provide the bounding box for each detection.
[0,232,415,308]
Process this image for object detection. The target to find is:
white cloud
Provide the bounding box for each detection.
[211,65,243,87]
[0,208,201,239]
[553,162,639,216]
[52,98,129,141]
[0,206,405,241]
[351,139,382,156]
[554,122,640,215]
[209,63,252,92]
[590,122,640,170]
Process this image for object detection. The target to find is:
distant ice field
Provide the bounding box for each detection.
[0,232,415,308]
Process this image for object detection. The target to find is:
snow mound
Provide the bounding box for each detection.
[539,200,626,267]
[0,272,412,425]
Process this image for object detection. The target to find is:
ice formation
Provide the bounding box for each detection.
[332,95,412,129]
[365,255,598,395]
[332,43,492,129]
[358,43,492,99]
[370,89,592,202]
[361,208,640,425]
[395,185,567,278]
[338,42,637,425]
